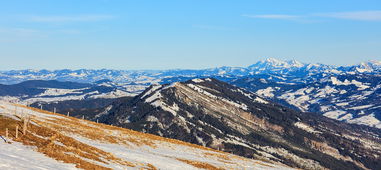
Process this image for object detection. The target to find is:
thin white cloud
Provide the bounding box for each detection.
[28,15,114,23]
[244,10,381,22]
[242,14,301,20]
[0,27,38,35]
[316,11,381,21]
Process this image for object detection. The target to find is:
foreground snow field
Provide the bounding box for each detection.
[0,140,77,170]
[0,101,291,170]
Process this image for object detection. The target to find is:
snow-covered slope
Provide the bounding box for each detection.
[231,74,381,128]
[0,80,144,105]
[96,78,381,170]
[0,101,288,170]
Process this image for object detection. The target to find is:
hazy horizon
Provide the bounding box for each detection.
[0,57,380,71]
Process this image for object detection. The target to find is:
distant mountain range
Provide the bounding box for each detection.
[1,58,380,129]
[0,79,142,104]
[1,58,381,85]
[229,73,381,128]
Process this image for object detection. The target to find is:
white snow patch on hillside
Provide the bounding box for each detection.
[36,88,87,97]
[69,134,281,170]
[348,114,381,128]
[323,110,347,119]
[256,87,275,98]
[186,83,248,110]
[94,105,113,118]
[68,72,87,77]
[150,100,179,116]
[279,92,310,111]
[191,78,204,83]
[336,102,349,106]
[294,122,321,134]
[141,85,162,99]
[145,90,162,103]
[0,96,20,103]
[338,114,353,121]
[314,86,338,98]
[320,105,332,112]
[143,85,180,116]
[339,90,347,94]
[0,141,76,170]
[349,105,373,110]
[24,91,99,104]
[254,97,268,104]
[330,77,370,90]
[89,90,134,99]
[123,84,147,94]
[237,88,253,99]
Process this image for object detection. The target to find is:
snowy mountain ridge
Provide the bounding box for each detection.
[1,58,381,129]
[0,80,144,104]
[94,78,381,170]
[1,58,380,85]
[230,74,381,129]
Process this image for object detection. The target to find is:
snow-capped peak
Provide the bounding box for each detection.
[261,58,288,66]
[254,58,305,68]
[352,60,381,73]
[287,59,304,68]
[264,58,284,64]
[368,60,381,65]
[247,58,306,74]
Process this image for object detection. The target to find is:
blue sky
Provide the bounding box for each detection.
[0,0,381,70]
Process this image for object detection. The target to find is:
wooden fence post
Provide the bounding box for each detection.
[96,119,98,123]
[54,107,56,113]
[67,112,70,116]
[82,115,84,120]
[5,128,8,138]
[15,126,18,138]
[23,118,27,134]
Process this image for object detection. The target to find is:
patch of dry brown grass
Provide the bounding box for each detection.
[145,163,158,170]
[177,158,223,170]
[11,104,263,170]
[204,152,231,161]
[19,104,226,153]
[0,115,136,169]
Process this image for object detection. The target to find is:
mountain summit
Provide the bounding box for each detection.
[97,78,381,170]
[249,58,305,69]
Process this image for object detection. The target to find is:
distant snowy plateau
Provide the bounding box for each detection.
[1,58,381,128]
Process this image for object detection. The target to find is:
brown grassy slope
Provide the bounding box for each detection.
[0,104,276,170]
[21,104,236,154]
[0,115,138,170]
